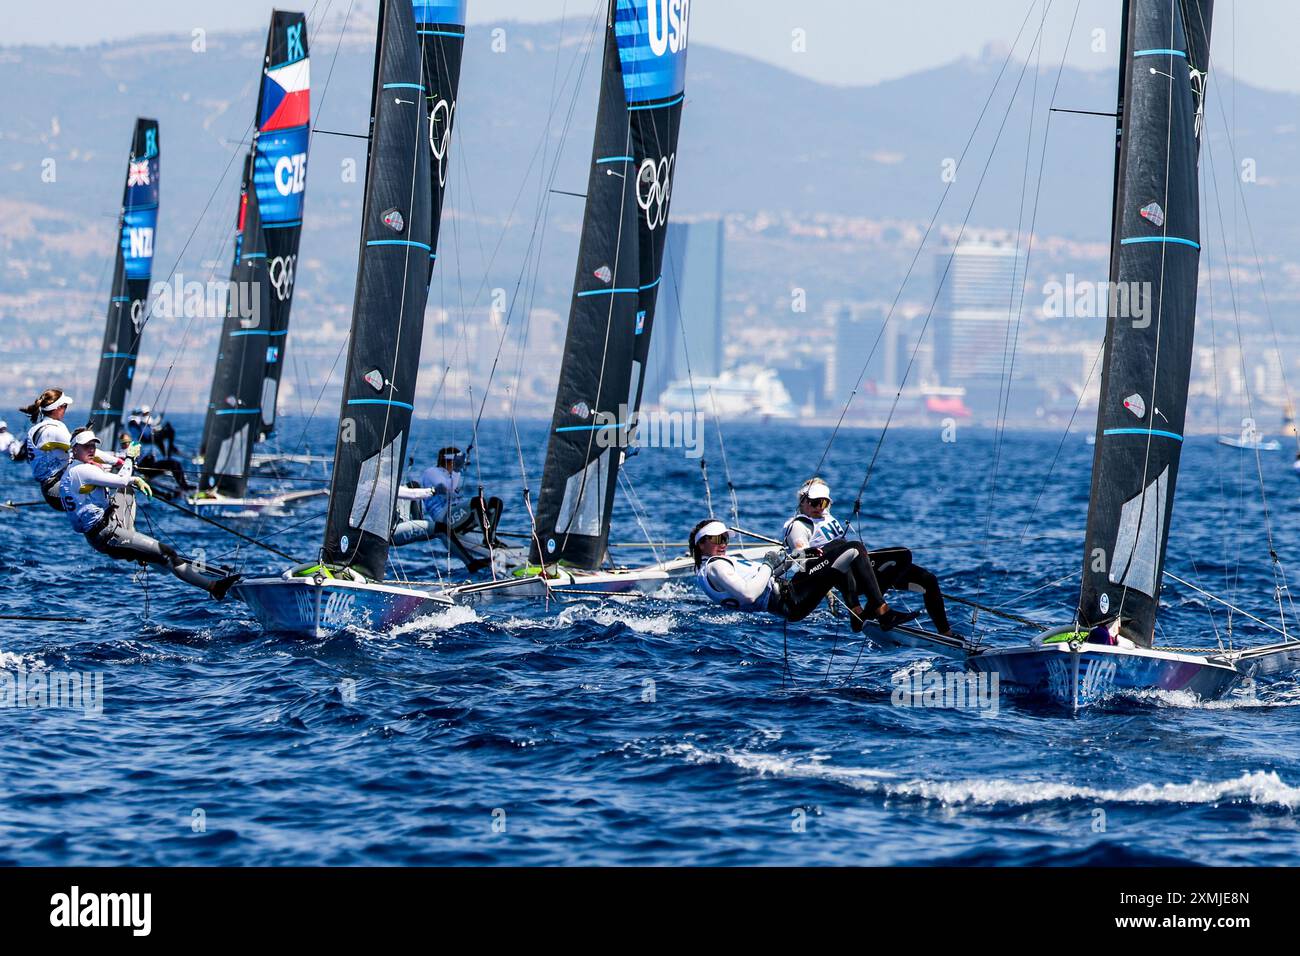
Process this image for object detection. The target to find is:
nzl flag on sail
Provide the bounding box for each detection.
[254,20,310,225]
[614,0,689,105]
[121,127,159,279]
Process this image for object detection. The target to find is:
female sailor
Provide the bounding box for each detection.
[783,477,957,637]
[690,518,916,629]
[15,389,117,511]
[59,427,241,599]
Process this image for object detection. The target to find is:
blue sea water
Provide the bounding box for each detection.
[3,415,1300,866]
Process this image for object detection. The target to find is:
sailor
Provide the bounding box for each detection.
[15,389,117,511]
[783,476,957,638]
[125,406,190,491]
[59,428,241,599]
[392,446,505,571]
[690,518,917,629]
[0,419,16,459]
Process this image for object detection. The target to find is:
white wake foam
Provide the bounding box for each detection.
[662,742,1300,809]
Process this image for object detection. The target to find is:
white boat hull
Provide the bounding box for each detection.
[187,488,327,515]
[235,575,453,638]
[653,544,774,580]
[441,566,670,605]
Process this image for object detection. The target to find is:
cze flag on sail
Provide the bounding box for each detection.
[1078,0,1213,646]
[89,119,159,449]
[198,12,310,497]
[532,0,690,571]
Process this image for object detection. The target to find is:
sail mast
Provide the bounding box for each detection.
[414,1,466,286]
[1078,0,1214,646]
[320,0,439,580]
[531,0,690,570]
[198,12,311,496]
[89,119,159,449]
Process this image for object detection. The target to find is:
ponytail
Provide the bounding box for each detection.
[20,388,63,424]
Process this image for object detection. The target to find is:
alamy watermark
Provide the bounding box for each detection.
[891,665,999,716]
[1042,275,1152,326]
[584,404,704,459]
[1,667,104,718]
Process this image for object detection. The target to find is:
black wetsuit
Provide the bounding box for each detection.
[770,546,872,622]
[868,547,950,633]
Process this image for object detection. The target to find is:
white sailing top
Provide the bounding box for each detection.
[25,417,72,482]
[782,510,848,551]
[60,458,135,534]
[417,465,461,523]
[696,555,774,612]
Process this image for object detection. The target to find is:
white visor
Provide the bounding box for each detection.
[693,520,729,544]
[71,430,101,448]
[42,394,73,412]
[801,480,831,501]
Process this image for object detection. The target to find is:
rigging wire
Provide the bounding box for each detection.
[844,0,1055,541]
[811,0,1045,476]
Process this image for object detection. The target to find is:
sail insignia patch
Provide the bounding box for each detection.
[1123,393,1146,418]
[594,265,612,284]
[363,368,384,392]
[1139,201,1165,227]
[382,208,405,232]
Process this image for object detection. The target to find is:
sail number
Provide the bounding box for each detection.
[275,153,308,197]
[128,227,154,259]
[646,0,689,57]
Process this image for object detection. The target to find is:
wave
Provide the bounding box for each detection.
[663,742,1300,810]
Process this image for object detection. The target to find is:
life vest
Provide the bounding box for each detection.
[695,555,774,612]
[782,510,847,550]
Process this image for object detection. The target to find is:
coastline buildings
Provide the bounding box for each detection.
[645,219,725,407]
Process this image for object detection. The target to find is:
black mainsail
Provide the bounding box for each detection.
[198,12,311,496]
[320,0,439,580]
[198,155,272,496]
[89,118,160,448]
[531,0,690,569]
[1078,0,1213,646]
[414,1,465,285]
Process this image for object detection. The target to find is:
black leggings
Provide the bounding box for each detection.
[869,547,949,632]
[86,499,225,595]
[773,546,867,622]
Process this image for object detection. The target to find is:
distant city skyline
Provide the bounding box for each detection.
[5,1,1299,95]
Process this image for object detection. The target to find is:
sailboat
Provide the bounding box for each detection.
[233,0,457,636]
[191,11,321,513]
[945,0,1300,708]
[443,0,690,605]
[88,119,160,448]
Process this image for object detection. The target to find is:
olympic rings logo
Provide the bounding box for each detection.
[636,153,674,230]
[429,98,455,188]
[268,254,296,302]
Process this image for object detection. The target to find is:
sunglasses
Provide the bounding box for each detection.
[700,533,730,546]
[807,498,831,508]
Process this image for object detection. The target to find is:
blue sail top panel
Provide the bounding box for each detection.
[614,0,689,106]
[254,17,310,225]
[121,129,159,280]
[414,0,466,25]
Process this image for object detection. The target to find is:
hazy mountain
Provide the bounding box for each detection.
[1,14,1295,411]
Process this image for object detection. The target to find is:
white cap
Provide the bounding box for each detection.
[0,420,7,429]
[70,429,101,448]
[692,520,729,544]
[799,478,831,501]
[41,394,73,412]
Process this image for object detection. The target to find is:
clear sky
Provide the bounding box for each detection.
[5,1,1296,94]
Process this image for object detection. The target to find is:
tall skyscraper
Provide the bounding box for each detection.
[644,219,724,407]
[933,240,1024,415]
